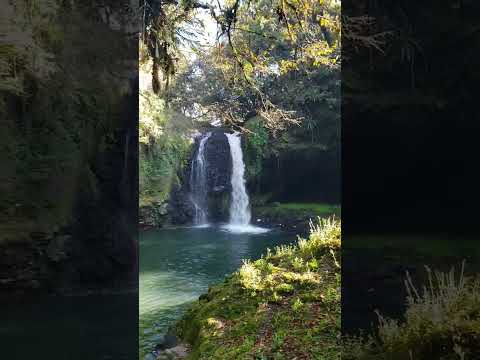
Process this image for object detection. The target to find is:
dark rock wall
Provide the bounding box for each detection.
[204,130,232,222]
[169,129,233,224]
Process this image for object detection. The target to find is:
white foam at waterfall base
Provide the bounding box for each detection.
[224,132,269,234]
[191,224,211,229]
[221,224,270,234]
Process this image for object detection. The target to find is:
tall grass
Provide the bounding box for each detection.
[238,216,340,295]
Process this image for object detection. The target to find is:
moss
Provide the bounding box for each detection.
[176,217,341,359]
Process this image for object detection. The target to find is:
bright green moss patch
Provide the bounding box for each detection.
[176,217,341,359]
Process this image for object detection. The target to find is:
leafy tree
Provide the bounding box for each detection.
[141,0,340,131]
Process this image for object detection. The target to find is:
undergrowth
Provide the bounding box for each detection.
[176,217,341,359]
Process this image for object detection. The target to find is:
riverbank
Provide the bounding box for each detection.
[167,217,340,359]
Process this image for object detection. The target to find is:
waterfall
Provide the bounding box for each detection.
[225,132,252,225]
[223,132,267,233]
[190,132,211,225]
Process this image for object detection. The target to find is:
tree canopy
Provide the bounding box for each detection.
[140,0,340,132]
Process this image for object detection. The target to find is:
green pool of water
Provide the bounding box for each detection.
[139,225,296,357]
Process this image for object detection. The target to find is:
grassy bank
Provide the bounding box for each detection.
[175,217,341,359]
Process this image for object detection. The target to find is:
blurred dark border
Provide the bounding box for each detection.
[0,1,139,358]
[342,0,480,333]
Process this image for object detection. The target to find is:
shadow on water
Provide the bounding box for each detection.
[139,225,296,356]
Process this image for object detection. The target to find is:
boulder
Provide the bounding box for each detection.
[154,334,177,351]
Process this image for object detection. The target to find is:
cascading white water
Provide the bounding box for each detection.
[224,132,268,234]
[225,132,251,225]
[190,132,211,225]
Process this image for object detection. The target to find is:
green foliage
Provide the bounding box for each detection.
[244,117,269,180]
[343,261,480,360]
[176,217,341,359]
[140,1,341,209]
[139,91,192,206]
[0,0,58,98]
[291,297,304,312]
[158,0,340,133]
[213,0,340,127]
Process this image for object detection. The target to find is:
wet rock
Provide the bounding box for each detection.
[139,202,170,227]
[168,187,195,225]
[156,344,189,360]
[144,353,156,360]
[154,334,177,351]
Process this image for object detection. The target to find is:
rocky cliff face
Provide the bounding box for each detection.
[168,129,232,225]
[204,130,232,222]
